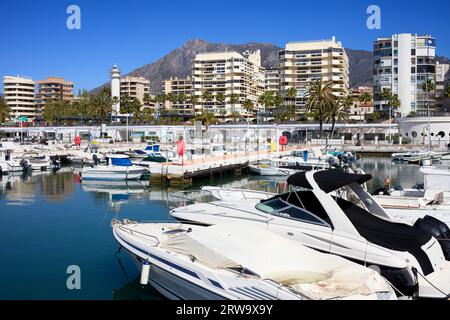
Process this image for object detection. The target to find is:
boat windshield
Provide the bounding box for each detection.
[111,158,132,166]
[256,193,331,227]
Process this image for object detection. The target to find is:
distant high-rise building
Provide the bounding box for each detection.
[35,77,74,114]
[373,34,436,117]
[192,50,265,118]
[278,37,349,112]
[120,76,150,107]
[162,77,194,114]
[265,68,280,94]
[2,75,36,119]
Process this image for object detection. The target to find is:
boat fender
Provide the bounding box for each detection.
[140,261,150,285]
[413,216,450,260]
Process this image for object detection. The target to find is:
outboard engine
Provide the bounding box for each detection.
[51,159,60,171]
[414,215,450,260]
[92,154,100,166]
[327,156,337,167]
[20,159,32,172]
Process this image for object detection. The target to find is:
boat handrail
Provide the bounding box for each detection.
[113,222,161,247]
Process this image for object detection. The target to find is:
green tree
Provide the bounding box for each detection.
[327,97,351,139]
[189,95,199,116]
[130,98,142,124]
[93,91,112,123]
[286,87,297,106]
[228,93,240,119]
[202,91,213,113]
[242,99,254,123]
[306,79,334,138]
[359,91,372,106]
[422,79,436,116]
[141,107,153,125]
[195,111,217,129]
[0,97,11,124]
[119,94,131,115]
[257,92,274,123]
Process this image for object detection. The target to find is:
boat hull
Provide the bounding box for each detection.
[248,165,293,176]
[81,167,146,181]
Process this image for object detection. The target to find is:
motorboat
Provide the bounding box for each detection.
[373,166,450,226]
[391,150,446,164]
[112,220,396,300]
[248,160,296,176]
[80,154,147,181]
[170,170,450,299]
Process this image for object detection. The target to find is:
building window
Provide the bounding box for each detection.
[411,131,417,138]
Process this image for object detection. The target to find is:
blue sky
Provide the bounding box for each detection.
[0,0,449,92]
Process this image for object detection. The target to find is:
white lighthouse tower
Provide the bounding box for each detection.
[110,65,121,115]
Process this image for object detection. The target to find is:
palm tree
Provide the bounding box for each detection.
[202,91,213,113]
[257,92,274,124]
[143,93,153,108]
[327,97,350,139]
[93,91,112,124]
[286,104,297,123]
[0,97,11,124]
[141,107,153,125]
[422,80,435,146]
[380,88,394,120]
[306,79,334,138]
[196,111,217,129]
[228,93,240,119]
[189,95,199,116]
[119,94,131,118]
[44,99,68,126]
[286,87,297,106]
[216,92,226,121]
[154,94,166,123]
[130,98,142,125]
[242,99,254,123]
[230,111,240,124]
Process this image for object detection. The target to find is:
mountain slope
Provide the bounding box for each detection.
[91,39,449,94]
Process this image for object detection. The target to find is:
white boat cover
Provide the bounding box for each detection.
[421,167,450,200]
[161,223,391,299]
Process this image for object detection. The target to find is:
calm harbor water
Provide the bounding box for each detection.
[0,156,424,299]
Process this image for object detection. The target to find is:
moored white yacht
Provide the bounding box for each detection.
[81,154,147,181]
[170,170,450,299]
[112,220,396,300]
[373,166,450,226]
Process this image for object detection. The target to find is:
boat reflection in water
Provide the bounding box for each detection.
[81,179,151,212]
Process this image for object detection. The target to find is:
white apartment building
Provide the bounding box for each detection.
[120,76,150,105]
[279,37,349,111]
[162,77,194,114]
[265,68,280,94]
[349,86,374,122]
[192,50,265,118]
[435,62,449,98]
[3,76,37,120]
[373,34,436,117]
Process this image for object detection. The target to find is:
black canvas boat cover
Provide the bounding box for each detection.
[335,197,434,275]
[287,170,372,193]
